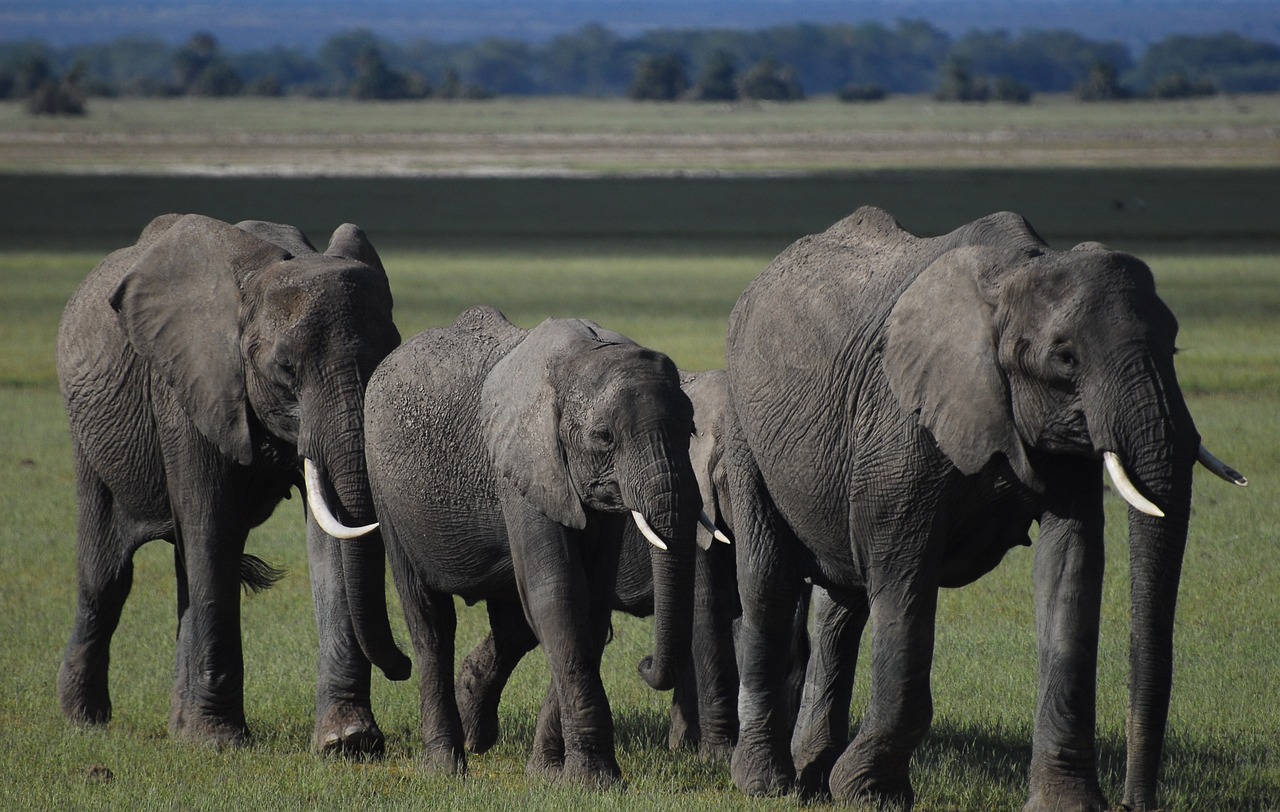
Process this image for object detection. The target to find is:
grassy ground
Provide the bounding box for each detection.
[1,234,1276,810]
[2,94,1279,174]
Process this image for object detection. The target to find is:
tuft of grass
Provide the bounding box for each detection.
[1,233,1276,811]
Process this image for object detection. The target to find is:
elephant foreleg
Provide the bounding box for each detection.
[456,599,538,754]
[506,495,622,789]
[792,584,869,798]
[306,520,384,757]
[167,514,251,746]
[1025,465,1107,812]
[828,577,938,809]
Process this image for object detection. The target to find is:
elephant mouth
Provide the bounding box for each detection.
[584,479,625,512]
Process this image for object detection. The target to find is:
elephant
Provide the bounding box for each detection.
[721,206,1247,809]
[452,369,750,763]
[360,305,703,787]
[56,213,411,753]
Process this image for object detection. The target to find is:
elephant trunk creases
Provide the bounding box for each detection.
[625,442,699,693]
[1111,370,1197,811]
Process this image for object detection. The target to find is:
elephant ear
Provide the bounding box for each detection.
[883,245,1039,490]
[325,223,387,274]
[109,214,290,466]
[481,319,629,530]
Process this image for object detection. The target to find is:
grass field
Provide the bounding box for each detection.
[2,94,1280,175]
[1,230,1277,810]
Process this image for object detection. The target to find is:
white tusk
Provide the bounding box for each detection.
[631,510,668,551]
[1103,452,1165,518]
[1197,444,1248,487]
[304,458,379,539]
[698,510,732,545]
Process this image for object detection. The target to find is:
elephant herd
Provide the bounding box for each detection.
[55,208,1246,810]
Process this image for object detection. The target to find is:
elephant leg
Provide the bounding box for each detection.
[457,599,539,754]
[305,521,384,757]
[792,584,869,798]
[828,576,938,809]
[58,454,137,726]
[507,498,621,789]
[685,542,740,762]
[167,516,252,746]
[1024,472,1107,812]
[527,683,565,779]
[397,563,466,776]
[727,443,804,796]
[668,656,700,752]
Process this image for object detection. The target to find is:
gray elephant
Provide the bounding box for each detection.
[56,214,411,753]
[452,369,749,762]
[361,306,701,787]
[722,206,1246,809]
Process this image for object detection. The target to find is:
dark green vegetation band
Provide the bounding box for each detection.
[6,169,1278,243]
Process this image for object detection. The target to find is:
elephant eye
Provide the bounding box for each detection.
[590,427,614,449]
[1050,344,1079,372]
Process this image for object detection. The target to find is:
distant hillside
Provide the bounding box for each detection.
[5,0,1280,50]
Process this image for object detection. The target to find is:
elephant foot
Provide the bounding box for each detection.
[829,748,914,810]
[1022,777,1108,812]
[314,704,386,758]
[169,714,251,750]
[793,742,843,799]
[558,752,623,790]
[420,744,467,778]
[697,736,735,764]
[457,686,501,754]
[730,737,794,796]
[526,748,564,782]
[57,659,111,726]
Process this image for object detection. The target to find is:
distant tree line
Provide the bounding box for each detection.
[3,22,1279,114]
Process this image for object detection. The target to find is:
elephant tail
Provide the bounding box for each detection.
[239,554,286,594]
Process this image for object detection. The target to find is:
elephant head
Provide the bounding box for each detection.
[883,223,1245,807]
[107,213,410,679]
[482,318,702,690]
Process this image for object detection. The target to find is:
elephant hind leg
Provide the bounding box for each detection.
[398,567,466,776]
[792,585,869,798]
[58,456,144,726]
[457,599,538,754]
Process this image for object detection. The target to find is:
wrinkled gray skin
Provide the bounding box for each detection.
[362,306,700,787]
[725,206,1210,810]
[56,213,410,753]
[453,370,768,763]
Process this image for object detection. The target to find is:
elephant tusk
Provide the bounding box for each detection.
[631,511,668,551]
[1197,444,1248,487]
[1102,452,1165,518]
[698,510,732,545]
[304,458,379,539]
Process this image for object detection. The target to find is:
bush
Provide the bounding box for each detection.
[992,75,1032,103]
[837,83,887,102]
[1149,71,1217,99]
[628,53,688,101]
[738,59,804,101]
[27,79,86,115]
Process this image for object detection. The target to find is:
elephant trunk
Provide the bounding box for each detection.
[624,432,700,692]
[303,393,411,682]
[1093,356,1199,811]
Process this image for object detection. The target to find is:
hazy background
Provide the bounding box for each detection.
[6,0,1279,50]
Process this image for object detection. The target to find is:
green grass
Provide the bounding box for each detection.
[1,234,1277,810]
[3,94,1280,173]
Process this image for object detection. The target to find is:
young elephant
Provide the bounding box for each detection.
[57,214,410,752]
[362,306,702,787]
[723,206,1246,809]
[453,369,752,763]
